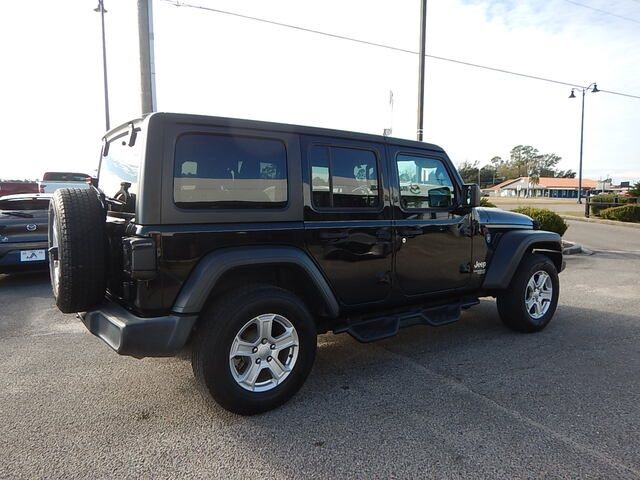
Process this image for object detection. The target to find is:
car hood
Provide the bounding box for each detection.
[475,207,533,229]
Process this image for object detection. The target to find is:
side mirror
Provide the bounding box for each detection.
[428,187,452,208]
[463,184,481,207]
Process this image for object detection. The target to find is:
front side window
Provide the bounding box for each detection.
[397,154,454,209]
[310,145,379,209]
[174,134,288,208]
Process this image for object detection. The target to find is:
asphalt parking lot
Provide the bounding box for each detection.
[1,221,639,479]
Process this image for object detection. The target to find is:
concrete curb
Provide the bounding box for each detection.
[561,215,640,229]
[561,241,593,256]
[562,241,583,255]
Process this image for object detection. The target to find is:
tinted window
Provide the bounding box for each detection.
[310,145,379,209]
[174,134,287,208]
[396,154,454,209]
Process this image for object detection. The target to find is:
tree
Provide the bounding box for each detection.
[629,181,640,197]
[537,153,562,177]
[510,145,540,178]
[456,161,497,188]
[555,169,576,178]
[480,165,496,187]
[489,156,502,168]
[457,160,480,185]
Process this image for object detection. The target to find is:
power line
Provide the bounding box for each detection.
[161,0,640,99]
[562,0,640,25]
[599,89,640,100]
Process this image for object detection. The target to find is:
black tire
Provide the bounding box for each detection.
[48,188,106,313]
[191,285,317,415]
[496,253,559,333]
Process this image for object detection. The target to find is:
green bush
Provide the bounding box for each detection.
[512,207,568,236]
[480,197,496,208]
[599,204,640,223]
[589,194,629,215]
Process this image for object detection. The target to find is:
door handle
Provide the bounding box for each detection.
[319,231,349,240]
[398,228,423,237]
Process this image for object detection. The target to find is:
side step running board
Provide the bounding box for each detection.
[337,299,479,343]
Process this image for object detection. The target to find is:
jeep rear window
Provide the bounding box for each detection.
[173,134,288,208]
[99,130,141,210]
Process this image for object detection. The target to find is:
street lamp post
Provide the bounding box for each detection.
[569,82,599,204]
[94,0,110,131]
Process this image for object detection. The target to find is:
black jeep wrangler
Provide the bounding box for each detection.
[48,113,563,415]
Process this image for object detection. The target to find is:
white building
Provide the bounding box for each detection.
[488,177,598,199]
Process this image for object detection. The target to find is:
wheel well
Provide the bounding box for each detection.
[530,242,563,272]
[202,264,333,332]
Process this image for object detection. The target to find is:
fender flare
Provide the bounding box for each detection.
[171,246,340,317]
[482,230,562,290]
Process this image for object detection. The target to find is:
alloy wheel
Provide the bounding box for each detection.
[229,313,299,392]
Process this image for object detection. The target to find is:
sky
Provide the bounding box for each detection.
[0,0,638,183]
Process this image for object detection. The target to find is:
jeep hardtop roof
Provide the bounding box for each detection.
[104,112,446,154]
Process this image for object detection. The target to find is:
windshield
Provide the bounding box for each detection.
[98,127,142,213]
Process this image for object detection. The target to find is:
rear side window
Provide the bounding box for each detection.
[310,145,379,209]
[174,134,288,208]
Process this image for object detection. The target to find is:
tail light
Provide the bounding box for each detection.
[39,185,46,193]
[122,237,157,280]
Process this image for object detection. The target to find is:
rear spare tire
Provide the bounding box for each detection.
[49,188,106,313]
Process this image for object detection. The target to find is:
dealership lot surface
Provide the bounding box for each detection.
[1,221,639,479]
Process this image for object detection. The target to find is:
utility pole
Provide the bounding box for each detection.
[94,0,110,131]
[138,0,157,114]
[416,0,427,141]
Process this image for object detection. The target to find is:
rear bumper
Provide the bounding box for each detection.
[80,299,197,358]
[0,241,48,272]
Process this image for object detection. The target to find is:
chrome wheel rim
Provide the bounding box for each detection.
[51,216,60,296]
[229,313,299,392]
[525,270,553,320]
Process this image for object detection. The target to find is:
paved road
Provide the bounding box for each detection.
[1,222,639,479]
[565,220,640,253]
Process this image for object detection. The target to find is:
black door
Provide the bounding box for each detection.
[302,137,393,306]
[389,147,473,296]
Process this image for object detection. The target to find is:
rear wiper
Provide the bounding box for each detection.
[1,211,33,218]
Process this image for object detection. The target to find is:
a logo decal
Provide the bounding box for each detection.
[473,260,486,275]
[26,224,37,232]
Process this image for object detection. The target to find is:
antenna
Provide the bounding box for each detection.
[383,89,394,136]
